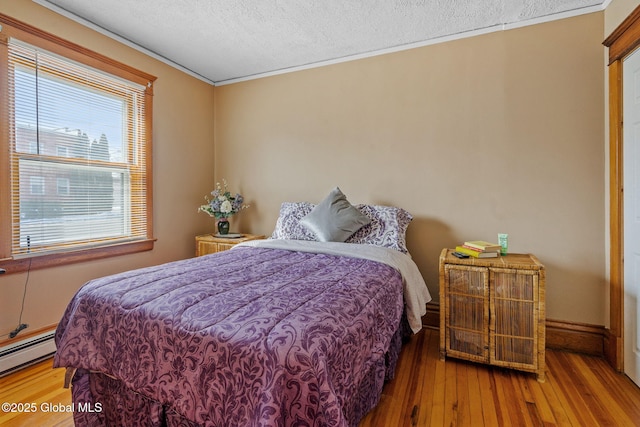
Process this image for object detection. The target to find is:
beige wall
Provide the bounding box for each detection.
[215,12,606,325]
[0,0,216,340]
[0,2,611,342]
[605,0,639,35]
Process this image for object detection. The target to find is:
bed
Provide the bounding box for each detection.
[53,190,431,427]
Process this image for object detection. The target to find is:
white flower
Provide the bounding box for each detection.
[199,179,249,219]
[220,200,232,214]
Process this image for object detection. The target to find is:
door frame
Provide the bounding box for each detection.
[604,5,640,372]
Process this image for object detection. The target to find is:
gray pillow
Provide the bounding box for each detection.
[300,187,371,242]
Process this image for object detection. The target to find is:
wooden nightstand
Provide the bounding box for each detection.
[439,248,546,381]
[195,233,265,257]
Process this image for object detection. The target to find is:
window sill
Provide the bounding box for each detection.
[0,238,155,275]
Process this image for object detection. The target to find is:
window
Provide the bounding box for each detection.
[0,14,156,272]
[29,176,44,195]
[57,178,70,196]
[56,146,68,157]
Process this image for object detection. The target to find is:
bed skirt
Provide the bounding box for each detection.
[68,314,410,427]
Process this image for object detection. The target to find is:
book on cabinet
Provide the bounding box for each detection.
[463,240,502,252]
[455,245,499,258]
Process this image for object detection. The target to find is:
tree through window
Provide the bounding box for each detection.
[0,14,156,270]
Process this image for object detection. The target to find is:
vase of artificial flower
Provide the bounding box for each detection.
[198,179,249,235]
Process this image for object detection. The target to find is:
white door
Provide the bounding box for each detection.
[623,47,640,387]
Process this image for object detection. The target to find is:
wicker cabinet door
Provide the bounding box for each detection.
[443,265,490,363]
[196,240,219,256]
[217,242,237,252]
[489,267,539,370]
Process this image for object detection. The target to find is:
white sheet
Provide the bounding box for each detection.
[235,239,432,333]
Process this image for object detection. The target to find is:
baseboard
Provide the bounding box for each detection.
[545,319,605,356]
[423,302,605,357]
[603,328,623,371]
[422,301,440,330]
[0,324,57,347]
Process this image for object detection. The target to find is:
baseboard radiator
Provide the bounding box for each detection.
[0,331,56,377]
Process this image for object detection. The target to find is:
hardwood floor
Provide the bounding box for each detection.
[1,328,639,426]
[0,356,73,427]
[361,329,640,426]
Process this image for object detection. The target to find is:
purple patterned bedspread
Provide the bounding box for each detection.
[54,245,404,426]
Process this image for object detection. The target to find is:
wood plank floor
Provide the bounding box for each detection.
[1,328,639,426]
[0,355,73,427]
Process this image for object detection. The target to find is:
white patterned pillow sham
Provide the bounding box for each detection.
[346,204,412,253]
[271,201,412,253]
[270,202,316,241]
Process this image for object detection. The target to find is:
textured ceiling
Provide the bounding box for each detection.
[36,0,605,85]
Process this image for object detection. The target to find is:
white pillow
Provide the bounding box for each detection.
[300,187,370,242]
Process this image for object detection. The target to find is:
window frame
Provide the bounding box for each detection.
[0,14,156,275]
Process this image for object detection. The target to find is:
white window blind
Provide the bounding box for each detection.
[7,39,149,256]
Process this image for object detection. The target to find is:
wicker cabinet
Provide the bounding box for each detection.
[439,248,546,381]
[195,234,264,257]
